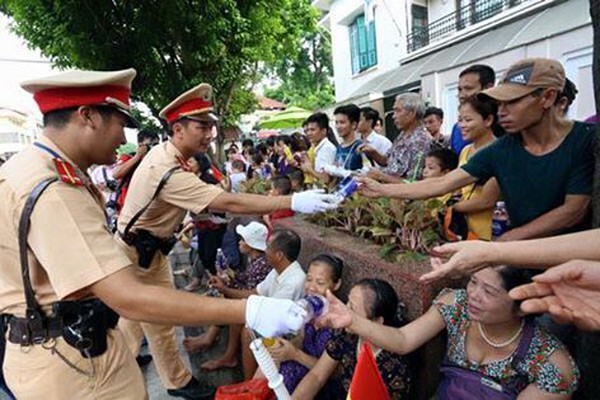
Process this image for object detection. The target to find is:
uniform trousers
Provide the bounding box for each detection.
[116,240,193,390]
[4,329,146,399]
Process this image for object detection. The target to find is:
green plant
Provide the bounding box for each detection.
[240,178,271,195]
[308,195,442,261]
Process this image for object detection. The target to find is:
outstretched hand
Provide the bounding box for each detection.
[315,290,354,330]
[356,176,386,198]
[509,260,600,331]
[421,241,494,283]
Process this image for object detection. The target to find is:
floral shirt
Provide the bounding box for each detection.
[326,330,412,399]
[383,125,431,180]
[434,289,579,395]
[230,254,271,290]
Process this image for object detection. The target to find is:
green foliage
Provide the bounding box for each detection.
[240,177,271,195]
[1,0,311,125]
[264,5,335,111]
[308,195,442,260]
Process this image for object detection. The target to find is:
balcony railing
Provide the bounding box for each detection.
[407,0,526,53]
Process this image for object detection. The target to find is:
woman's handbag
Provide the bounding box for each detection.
[437,320,534,400]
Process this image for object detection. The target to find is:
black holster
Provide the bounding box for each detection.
[122,229,177,269]
[52,299,119,358]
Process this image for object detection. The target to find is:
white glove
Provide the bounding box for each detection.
[246,295,307,337]
[291,189,340,214]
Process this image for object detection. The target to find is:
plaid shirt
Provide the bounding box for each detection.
[383,125,432,180]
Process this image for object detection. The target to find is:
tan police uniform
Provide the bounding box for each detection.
[0,136,147,399]
[0,68,148,399]
[116,84,224,390]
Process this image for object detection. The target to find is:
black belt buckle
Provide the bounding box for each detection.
[25,309,46,345]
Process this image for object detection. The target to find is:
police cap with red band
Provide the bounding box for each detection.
[159,83,218,124]
[20,68,140,128]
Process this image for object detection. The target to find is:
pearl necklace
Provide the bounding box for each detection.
[477,320,524,348]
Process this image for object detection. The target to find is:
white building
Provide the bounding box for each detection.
[0,107,41,159]
[314,0,593,137]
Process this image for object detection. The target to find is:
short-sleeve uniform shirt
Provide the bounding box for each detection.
[461,122,595,229]
[0,137,132,316]
[117,141,224,239]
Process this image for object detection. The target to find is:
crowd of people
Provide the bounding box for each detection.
[1,54,599,400]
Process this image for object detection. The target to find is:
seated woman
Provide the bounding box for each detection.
[320,267,579,399]
[182,221,271,358]
[292,279,412,400]
[256,254,344,396]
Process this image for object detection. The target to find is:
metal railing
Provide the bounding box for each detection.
[407,0,526,53]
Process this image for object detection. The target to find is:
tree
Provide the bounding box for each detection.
[264,13,335,111]
[0,0,311,127]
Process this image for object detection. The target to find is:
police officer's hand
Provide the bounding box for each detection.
[246,295,307,337]
[291,189,339,213]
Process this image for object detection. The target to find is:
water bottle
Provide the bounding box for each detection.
[491,201,510,240]
[215,248,230,283]
[288,295,329,334]
[333,176,359,202]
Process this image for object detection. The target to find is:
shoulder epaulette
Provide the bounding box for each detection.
[53,158,83,186]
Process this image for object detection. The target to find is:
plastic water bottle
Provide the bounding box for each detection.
[286,294,329,335]
[491,201,510,240]
[333,176,359,202]
[215,248,230,283]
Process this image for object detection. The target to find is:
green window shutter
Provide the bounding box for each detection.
[349,22,360,74]
[357,16,369,70]
[367,19,377,67]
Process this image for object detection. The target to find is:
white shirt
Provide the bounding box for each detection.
[363,131,392,165]
[256,261,306,300]
[313,138,337,173]
[229,172,246,193]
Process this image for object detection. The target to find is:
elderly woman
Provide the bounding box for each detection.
[364,92,431,183]
[322,267,579,399]
[292,279,412,399]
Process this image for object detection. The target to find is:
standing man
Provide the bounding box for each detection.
[332,104,366,172]
[299,112,336,184]
[450,64,496,154]
[116,83,338,399]
[367,92,432,183]
[357,106,392,167]
[0,69,315,400]
[359,58,594,243]
[423,107,449,149]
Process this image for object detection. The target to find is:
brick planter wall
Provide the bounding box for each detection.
[274,216,459,400]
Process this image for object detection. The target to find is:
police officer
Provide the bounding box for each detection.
[0,69,329,400]
[115,83,338,399]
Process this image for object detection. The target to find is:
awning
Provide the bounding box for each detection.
[258,106,311,129]
[342,0,590,103]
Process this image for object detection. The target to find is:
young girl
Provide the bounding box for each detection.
[258,254,344,396]
[452,95,502,240]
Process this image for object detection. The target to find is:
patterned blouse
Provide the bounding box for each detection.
[383,125,431,180]
[326,330,412,399]
[434,289,579,395]
[280,323,334,394]
[230,254,271,290]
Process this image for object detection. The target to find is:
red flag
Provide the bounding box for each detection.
[347,342,390,400]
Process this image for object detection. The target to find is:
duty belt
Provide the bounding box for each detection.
[7,315,62,346]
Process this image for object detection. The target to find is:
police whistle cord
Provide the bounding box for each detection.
[247,329,291,400]
[45,341,96,378]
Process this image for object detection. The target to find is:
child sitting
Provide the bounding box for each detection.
[422,148,459,207]
[263,176,295,231]
[287,168,305,193]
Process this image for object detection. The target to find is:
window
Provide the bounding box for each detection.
[411,5,429,49]
[349,14,377,75]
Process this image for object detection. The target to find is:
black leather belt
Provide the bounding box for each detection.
[7,316,63,346]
